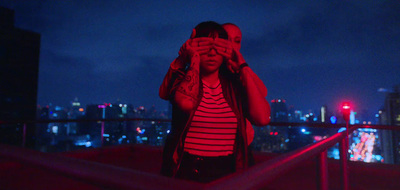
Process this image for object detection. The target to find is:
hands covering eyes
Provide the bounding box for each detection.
[178,37,215,63]
[178,34,244,73]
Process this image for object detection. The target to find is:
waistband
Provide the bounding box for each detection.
[183,151,234,164]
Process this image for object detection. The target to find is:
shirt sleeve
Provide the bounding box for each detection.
[159,59,186,100]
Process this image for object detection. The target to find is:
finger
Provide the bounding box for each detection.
[213,38,231,47]
[213,42,233,55]
[197,49,210,55]
[228,60,239,73]
[193,45,212,52]
[191,37,214,46]
[227,63,235,74]
[190,28,196,39]
[216,50,232,59]
[214,46,232,58]
[198,41,213,47]
[231,47,245,63]
[185,40,192,47]
[192,37,214,42]
[214,38,230,43]
[191,40,213,48]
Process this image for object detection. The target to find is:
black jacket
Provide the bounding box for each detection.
[160,69,253,177]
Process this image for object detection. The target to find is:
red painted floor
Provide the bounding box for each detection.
[1,144,399,190]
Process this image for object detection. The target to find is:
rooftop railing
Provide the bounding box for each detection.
[1,118,399,189]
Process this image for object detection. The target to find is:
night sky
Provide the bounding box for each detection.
[1,1,399,118]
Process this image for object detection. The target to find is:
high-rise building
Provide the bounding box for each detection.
[83,103,132,146]
[384,86,400,126]
[70,97,84,119]
[320,105,328,123]
[270,99,288,122]
[0,7,41,147]
[381,85,400,164]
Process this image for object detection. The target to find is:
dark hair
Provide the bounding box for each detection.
[193,21,228,40]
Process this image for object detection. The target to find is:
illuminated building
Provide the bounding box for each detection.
[294,110,303,122]
[70,97,84,119]
[270,99,288,122]
[384,85,400,126]
[287,105,296,122]
[350,111,356,125]
[381,85,400,164]
[48,106,69,136]
[0,7,40,147]
[68,98,84,136]
[320,105,327,123]
[84,103,133,146]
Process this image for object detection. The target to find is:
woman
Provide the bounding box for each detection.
[222,23,269,146]
[160,21,270,183]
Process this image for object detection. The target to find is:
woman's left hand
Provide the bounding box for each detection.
[228,48,248,73]
[214,38,246,73]
[214,38,237,73]
[214,38,233,60]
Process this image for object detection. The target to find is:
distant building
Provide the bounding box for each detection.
[294,110,303,122]
[320,105,328,123]
[0,7,41,147]
[287,105,295,122]
[384,86,400,126]
[37,105,49,120]
[70,97,84,119]
[84,103,132,146]
[381,85,400,164]
[270,99,288,122]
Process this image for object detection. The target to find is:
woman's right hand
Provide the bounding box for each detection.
[178,29,213,64]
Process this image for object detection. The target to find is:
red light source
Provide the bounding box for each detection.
[274,132,278,136]
[341,102,351,122]
[270,132,273,135]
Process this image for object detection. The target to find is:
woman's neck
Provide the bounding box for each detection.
[201,70,219,86]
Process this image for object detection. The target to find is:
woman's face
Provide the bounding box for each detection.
[223,25,242,51]
[199,44,224,74]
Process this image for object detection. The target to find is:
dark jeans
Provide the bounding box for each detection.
[176,152,235,183]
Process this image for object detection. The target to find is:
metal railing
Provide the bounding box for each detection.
[1,119,399,189]
[0,118,171,148]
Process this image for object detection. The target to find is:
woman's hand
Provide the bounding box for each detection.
[213,38,233,60]
[229,48,246,73]
[178,29,213,64]
[178,38,213,63]
[214,38,246,73]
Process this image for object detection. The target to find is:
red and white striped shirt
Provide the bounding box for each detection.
[184,79,238,157]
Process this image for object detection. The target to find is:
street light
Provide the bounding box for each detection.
[340,102,351,190]
[342,102,351,122]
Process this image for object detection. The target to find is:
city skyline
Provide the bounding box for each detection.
[1,1,399,118]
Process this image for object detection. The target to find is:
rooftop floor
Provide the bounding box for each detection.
[1,144,399,190]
